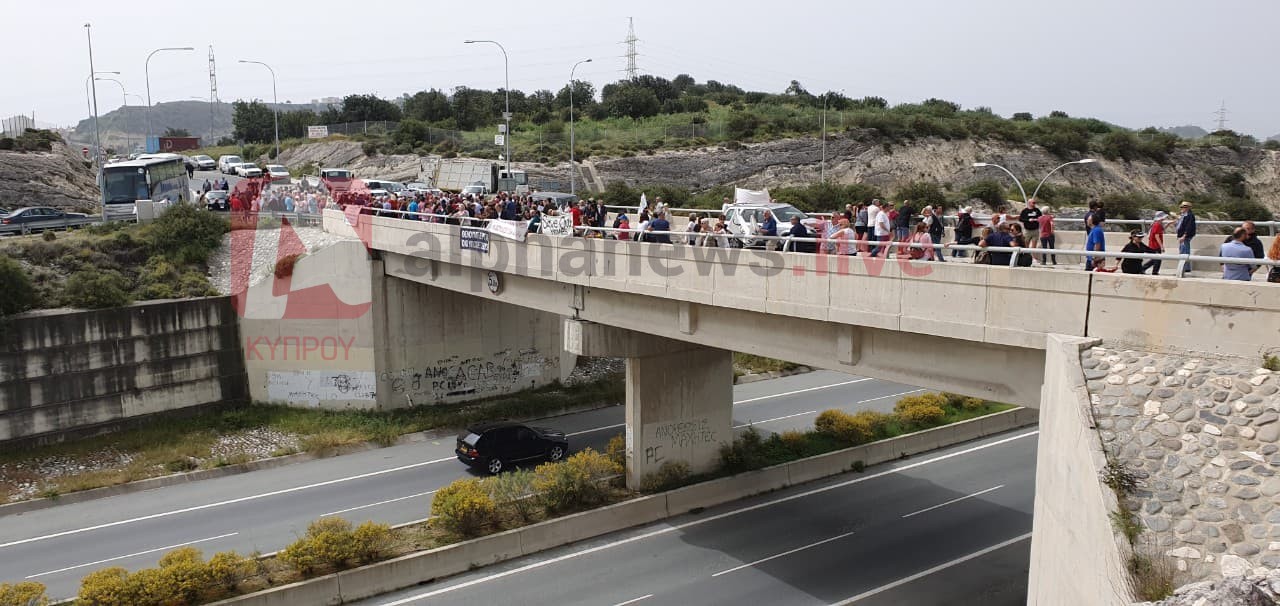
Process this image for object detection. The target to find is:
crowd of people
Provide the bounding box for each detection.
[205,173,1278,282]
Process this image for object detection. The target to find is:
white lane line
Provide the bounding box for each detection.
[0,456,458,550]
[734,378,872,404]
[567,423,625,437]
[828,532,1033,604]
[322,490,439,518]
[711,530,856,577]
[611,594,654,606]
[24,532,239,579]
[733,410,819,429]
[377,430,1039,605]
[901,485,1004,519]
[856,389,924,404]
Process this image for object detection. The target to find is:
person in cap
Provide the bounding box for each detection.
[1121,229,1156,274]
[1175,201,1197,276]
[1141,211,1170,275]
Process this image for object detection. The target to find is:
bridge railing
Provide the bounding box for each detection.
[338,207,1280,281]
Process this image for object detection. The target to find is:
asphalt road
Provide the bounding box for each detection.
[0,371,932,600]
[353,427,1037,606]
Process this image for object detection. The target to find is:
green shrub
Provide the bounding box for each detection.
[894,394,948,426]
[144,203,228,264]
[726,111,761,140]
[893,181,947,210]
[814,409,890,444]
[77,567,135,606]
[0,581,49,606]
[0,255,37,316]
[154,546,212,605]
[351,521,394,564]
[431,478,497,537]
[532,448,622,513]
[639,460,691,492]
[279,517,359,574]
[1220,198,1274,221]
[274,253,303,279]
[718,426,768,473]
[63,269,131,309]
[962,180,1006,207]
[1264,355,1280,372]
[485,469,539,523]
[1099,192,1157,221]
[206,551,255,594]
[41,229,56,242]
[605,434,626,468]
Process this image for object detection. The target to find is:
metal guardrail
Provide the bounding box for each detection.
[0,215,105,235]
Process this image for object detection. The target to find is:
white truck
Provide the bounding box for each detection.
[433,158,527,194]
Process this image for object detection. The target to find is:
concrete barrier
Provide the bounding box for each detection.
[205,408,1038,605]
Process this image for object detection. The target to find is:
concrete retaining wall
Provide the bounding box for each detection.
[1027,334,1131,605]
[206,407,1038,605]
[0,298,247,444]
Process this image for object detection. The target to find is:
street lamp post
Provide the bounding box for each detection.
[84,24,104,221]
[974,159,1099,208]
[821,90,844,183]
[1031,159,1097,201]
[239,60,279,159]
[465,40,511,181]
[145,46,195,150]
[568,58,592,196]
[84,70,119,124]
[96,77,130,152]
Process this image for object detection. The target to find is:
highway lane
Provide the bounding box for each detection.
[354,428,1038,606]
[0,371,924,599]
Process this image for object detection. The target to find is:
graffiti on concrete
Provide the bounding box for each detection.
[379,348,553,403]
[266,370,377,406]
[648,417,718,451]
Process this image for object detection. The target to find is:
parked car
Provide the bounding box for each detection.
[235,163,263,178]
[721,201,818,248]
[204,190,230,211]
[456,421,568,474]
[217,155,244,174]
[462,181,489,196]
[265,164,291,183]
[530,191,579,208]
[1,207,88,230]
[192,155,216,171]
[405,181,432,194]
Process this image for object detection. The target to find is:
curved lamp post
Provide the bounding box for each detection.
[1031,159,1097,201]
[464,40,511,180]
[568,58,591,196]
[145,47,195,146]
[239,60,279,159]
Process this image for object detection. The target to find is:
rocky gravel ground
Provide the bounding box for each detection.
[207,224,355,295]
[565,356,624,385]
[208,428,300,460]
[1136,570,1280,605]
[0,449,135,502]
[1086,346,1279,583]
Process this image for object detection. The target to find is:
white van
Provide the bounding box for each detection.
[217,155,244,174]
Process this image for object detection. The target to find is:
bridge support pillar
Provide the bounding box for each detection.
[565,319,733,489]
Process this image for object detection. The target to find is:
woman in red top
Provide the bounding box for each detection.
[1141,211,1168,275]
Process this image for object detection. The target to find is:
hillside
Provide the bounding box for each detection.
[70,100,331,150]
[0,134,99,211]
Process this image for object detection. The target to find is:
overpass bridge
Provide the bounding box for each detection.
[261,210,1279,488]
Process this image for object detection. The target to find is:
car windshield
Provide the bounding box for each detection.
[224,156,241,163]
[102,168,148,203]
[207,191,227,199]
[771,205,806,222]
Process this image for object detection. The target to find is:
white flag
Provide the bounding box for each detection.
[639,192,647,217]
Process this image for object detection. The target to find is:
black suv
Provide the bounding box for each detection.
[456,421,568,474]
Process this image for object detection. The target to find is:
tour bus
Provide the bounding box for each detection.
[100,154,190,219]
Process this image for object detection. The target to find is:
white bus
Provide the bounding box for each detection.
[100,154,191,219]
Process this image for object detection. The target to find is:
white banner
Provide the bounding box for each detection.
[734,187,771,206]
[487,219,528,242]
[541,214,573,237]
[307,125,329,139]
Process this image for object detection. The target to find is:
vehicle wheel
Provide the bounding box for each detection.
[730,237,744,249]
[547,445,565,462]
[486,457,504,475]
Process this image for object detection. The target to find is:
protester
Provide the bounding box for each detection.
[1268,237,1280,283]
[894,199,914,241]
[923,206,945,263]
[1019,198,1043,250]
[787,215,815,253]
[981,223,1014,266]
[907,222,937,261]
[1221,227,1256,281]
[870,200,893,257]
[646,211,672,244]
[953,206,975,258]
[1037,205,1056,265]
[1085,214,1106,271]
[1120,230,1157,274]
[1141,211,1168,275]
[1175,201,1196,276]
[760,209,778,250]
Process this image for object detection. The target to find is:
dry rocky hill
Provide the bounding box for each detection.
[0,139,99,211]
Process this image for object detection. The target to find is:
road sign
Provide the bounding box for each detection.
[497,124,507,134]
[494,134,505,146]
[502,112,512,120]
[307,125,330,139]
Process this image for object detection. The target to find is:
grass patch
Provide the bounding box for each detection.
[0,376,622,502]
[733,353,800,377]
[1264,354,1280,372]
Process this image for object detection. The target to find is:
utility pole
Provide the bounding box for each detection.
[623,18,639,80]
[208,46,219,145]
[1214,100,1229,131]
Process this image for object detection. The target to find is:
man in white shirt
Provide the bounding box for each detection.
[871,201,892,257]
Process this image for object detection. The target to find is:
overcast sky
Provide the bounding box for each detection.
[4,0,1277,136]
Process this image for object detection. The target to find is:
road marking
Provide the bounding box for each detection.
[711,530,856,577]
[611,595,654,606]
[567,423,625,437]
[376,430,1038,605]
[0,456,458,550]
[901,485,1004,519]
[733,378,872,404]
[828,532,1033,604]
[733,410,819,428]
[322,490,439,517]
[856,389,924,404]
[24,532,239,579]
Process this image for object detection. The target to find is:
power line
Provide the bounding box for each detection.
[1214,100,1228,131]
[623,17,639,79]
[208,45,218,144]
